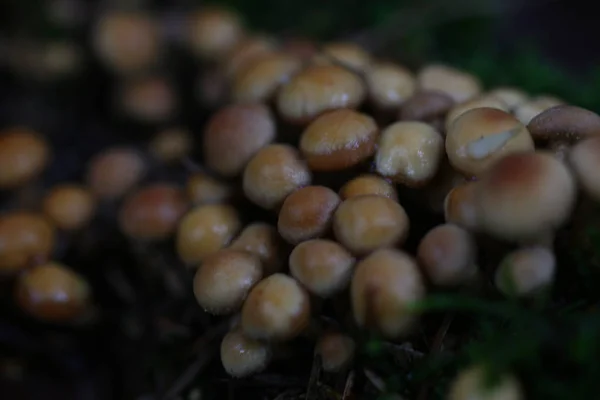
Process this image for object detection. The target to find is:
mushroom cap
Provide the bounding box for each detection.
[86,147,146,200]
[446,107,535,178]
[445,95,509,132]
[289,239,355,297]
[299,109,378,171]
[448,365,524,400]
[243,144,312,209]
[0,127,49,189]
[187,7,243,60]
[232,53,302,103]
[0,212,55,273]
[495,246,556,297]
[176,204,241,264]
[315,332,356,372]
[339,174,398,201]
[475,151,576,241]
[488,87,528,110]
[203,103,276,178]
[443,181,480,231]
[149,128,192,164]
[514,96,564,125]
[186,172,233,205]
[229,223,283,276]
[416,224,477,286]
[16,262,91,321]
[351,248,425,338]
[424,161,466,214]
[569,136,600,201]
[276,64,365,124]
[241,273,311,341]
[365,62,416,110]
[119,76,177,123]
[220,329,271,377]
[42,184,96,231]
[527,104,600,142]
[320,42,371,72]
[223,35,278,78]
[277,186,341,244]
[193,249,263,315]
[333,195,410,255]
[375,121,444,187]
[417,64,481,103]
[399,90,455,123]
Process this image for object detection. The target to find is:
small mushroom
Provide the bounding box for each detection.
[223,35,278,78]
[229,223,283,276]
[186,172,233,205]
[475,151,576,241]
[203,103,276,178]
[315,332,355,372]
[375,121,444,187]
[488,87,528,110]
[351,248,425,338]
[276,64,366,125]
[339,174,398,201]
[289,239,355,297]
[86,147,146,200]
[0,127,50,189]
[424,160,466,214]
[243,144,311,210]
[319,42,371,72]
[446,107,535,178]
[42,184,96,231]
[445,95,509,132]
[443,181,480,231]
[399,90,455,131]
[569,136,600,201]
[527,105,600,144]
[187,7,243,60]
[365,62,416,110]
[416,224,478,287]
[417,64,481,103]
[448,365,523,400]
[495,246,556,298]
[149,128,192,164]
[514,95,564,125]
[241,273,311,341]
[299,109,378,171]
[333,195,409,256]
[220,329,271,378]
[118,75,177,124]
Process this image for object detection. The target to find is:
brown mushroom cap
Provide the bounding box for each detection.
[176,204,241,264]
[119,184,188,241]
[320,42,371,72]
[448,365,524,400]
[446,107,535,178]
[193,249,263,315]
[223,36,278,78]
[243,144,312,209]
[0,212,55,273]
[289,239,355,297]
[16,262,91,321]
[399,90,455,127]
[281,38,318,61]
[42,184,96,231]
[119,76,177,123]
[488,87,528,110]
[351,248,425,338]
[514,96,564,125]
[229,223,283,276]
[339,174,398,201]
[527,105,600,142]
[0,127,50,189]
[333,195,410,255]
[149,128,192,164]
[220,329,271,378]
[475,151,576,241]
[445,95,509,132]
[186,172,233,205]
[417,224,478,286]
[375,121,444,187]
[241,273,311,341]
[203,103,276,178]
[495,246,556,297]
[424,161,466,214]
[299,109,378,171]
[276,64,366,125]
[232,53,302,103]
[569,136,600,201]
[187,7,243,60]
[86,147,146,200]
[315,332,356,372]
[365,62,416,109]
[417,64,481,103]
[278,186,341,244]
[443,181,480,231]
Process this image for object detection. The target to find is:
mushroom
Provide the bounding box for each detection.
[119,184,188,241]
[0,127,50,189]
[351,248,425,338]
[193,249,263,315]
[42,184,96,231]
[0,212,55,274]
[315,332,355,372]
[243,144,311,210]
[176,204,241,265]
[277,185,341,244]
[148,128,192,164]
[514,95,564,125]
[186,172,233,206]
[488,87,528,110]
[241,273,311,341]
[289,239,355,298]
[399,90,455,132]
[446,107,535,178]
[231,52,302,103]
[475,151,576,241]
[333,195,409,256]
[281,38,318,61]
[223,35,278,78]
[495,246,556,298]
[445,95,509,132]
[299,109,378,171]
[86,147,146,200]
[203,103,276,178]
[220,329,272,378]
[569,136,600,201]
[229,223,283,276]
[186,7,243,61]
[375,121,444,187]
[319,42,371,72]
[276,64,366,125]
[364,62,416,110]
[448,365,524,400]
[443,181,480,231]
[416,224,478,287]
[196,66,229,109]
[416,64,481,103]
[423,159,466,214]
[118,75,177,124]
[339,174,398,201]
[16,261,91,322]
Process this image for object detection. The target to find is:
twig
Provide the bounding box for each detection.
[342,370,355,400]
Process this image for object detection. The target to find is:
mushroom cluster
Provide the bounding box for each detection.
[3,3,599,399]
